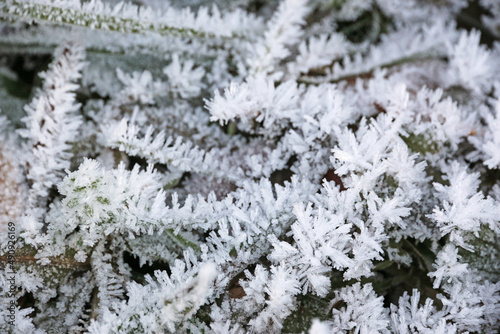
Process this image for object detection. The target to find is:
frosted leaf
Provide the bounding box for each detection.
[286,33,348,78]
[163,53,206,99]
[248,0,310,77]
[430,162,500,249]
[3,0,263,39]
[88,261,218,333]
[17,42,85,209]
[390,289,456,333]
[428,244,468,289]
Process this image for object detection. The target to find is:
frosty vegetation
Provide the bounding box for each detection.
[0,0,499,333]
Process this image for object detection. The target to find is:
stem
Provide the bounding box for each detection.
[89,287,100,321]
[1,1,244,40]
[166,229,201,252]
[403,239,434,272]
[372,260,394,271]
[297,53,445,85]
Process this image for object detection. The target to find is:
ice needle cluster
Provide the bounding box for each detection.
[0,0,499,333]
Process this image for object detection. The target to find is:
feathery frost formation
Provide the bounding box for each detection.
[0,0,499,333]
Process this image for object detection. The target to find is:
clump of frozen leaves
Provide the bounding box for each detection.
[0,0,499,333]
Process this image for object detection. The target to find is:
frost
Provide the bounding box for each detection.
[1,0,499,333]
[328,283,390,333]
[17,42,85,211]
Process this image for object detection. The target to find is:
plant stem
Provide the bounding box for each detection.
[0,253,91,270]
[297,53,445,85]
[1,1,243,40]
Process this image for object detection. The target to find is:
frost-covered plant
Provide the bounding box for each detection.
[0,0,499,333]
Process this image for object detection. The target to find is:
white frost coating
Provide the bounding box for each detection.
[17,42,85,211]
[482,98,500,169]
[248,0,310,77]
[3,0,263,38]
[286,33,348,79]
[308,319,331,334]
[161,262,218,325]
[445,30,495,93]
[1,1,499,333]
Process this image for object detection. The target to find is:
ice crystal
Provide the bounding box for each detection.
[0,0,499,333]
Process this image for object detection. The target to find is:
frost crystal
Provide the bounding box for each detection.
[0,0,499,333]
